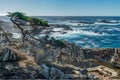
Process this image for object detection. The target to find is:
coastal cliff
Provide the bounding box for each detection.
[0,17,120,80]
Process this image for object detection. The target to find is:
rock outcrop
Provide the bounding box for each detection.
[0,48,20,62]
[38,64,65,79]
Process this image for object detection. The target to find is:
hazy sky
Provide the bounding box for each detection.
[0,0,120,16]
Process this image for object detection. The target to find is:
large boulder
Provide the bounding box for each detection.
[38,64,65,79]
[0,48,20,62]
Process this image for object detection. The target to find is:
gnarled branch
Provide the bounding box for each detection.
[10,17,26,44]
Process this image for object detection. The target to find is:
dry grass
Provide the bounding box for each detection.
[10,48,39,69]
[18,57,39,69]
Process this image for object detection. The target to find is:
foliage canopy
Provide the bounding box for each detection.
[7,12,49,26]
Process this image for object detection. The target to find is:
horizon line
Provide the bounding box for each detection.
[30,15,120,17]
[0,13,120,17]
[1,15,120,17]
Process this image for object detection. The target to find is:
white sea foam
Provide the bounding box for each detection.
[94,22,120,25]
[84,45,91,48]
[52,28,64,31]
[67,29,108,36]
[50,28,108,39]
[90,41,99,48]
[75,41,85,44]
[107,27,120,31]
[51,21,120,27]
[50,32,79,38]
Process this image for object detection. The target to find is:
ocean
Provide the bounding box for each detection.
[1,16,120,48]
[38,16,120,48]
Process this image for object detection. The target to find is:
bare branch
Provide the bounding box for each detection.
[10,17,26,43]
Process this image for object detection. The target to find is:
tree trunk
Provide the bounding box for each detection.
[10,17,26,44]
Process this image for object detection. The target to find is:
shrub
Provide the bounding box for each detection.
[55,40,66,48]
[7,12,49,26]
[49,37,66,48]
[29,18,49,26]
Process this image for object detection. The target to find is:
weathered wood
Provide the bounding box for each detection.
[10,17,26,44]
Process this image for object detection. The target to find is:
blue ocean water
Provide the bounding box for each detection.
[1,16,120,48]
[38,16,120,48]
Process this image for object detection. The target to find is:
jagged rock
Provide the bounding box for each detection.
[39,64,65,79]
[50,67,64,79]
[87,74,95,79]
[5,64,16,71]
[79,69,88,79]
[0,66,9,74]
[0,20,4,24]
[63,74,77,79]
[0,48,20,62]
[39,64,49,78]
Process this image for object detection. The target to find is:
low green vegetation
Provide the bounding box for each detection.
[54,40,66,48]
[29,18,49,26]
[48,37,66,48]
[7,12,49,26]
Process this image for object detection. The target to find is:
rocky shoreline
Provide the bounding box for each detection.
[0,20,120,79]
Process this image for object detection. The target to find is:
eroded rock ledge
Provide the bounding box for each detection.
[0,40,119,79]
